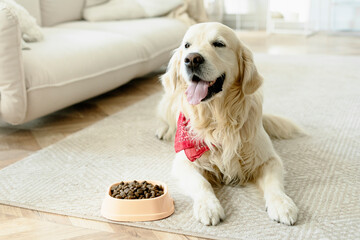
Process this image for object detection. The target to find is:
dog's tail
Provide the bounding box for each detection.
[262,114,306,139]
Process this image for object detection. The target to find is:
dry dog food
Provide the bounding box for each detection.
[110,181,164,199]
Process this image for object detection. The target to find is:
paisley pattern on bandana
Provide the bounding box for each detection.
[174,113,210,162]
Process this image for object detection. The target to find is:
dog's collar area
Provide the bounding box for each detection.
[174,113,210,161]
[201,73,225,102]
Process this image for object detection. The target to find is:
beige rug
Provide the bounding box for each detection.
[0,54,359,240]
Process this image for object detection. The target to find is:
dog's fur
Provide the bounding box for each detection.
[156,22,303,226]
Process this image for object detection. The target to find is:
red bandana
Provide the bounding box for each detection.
[174,113,210,162]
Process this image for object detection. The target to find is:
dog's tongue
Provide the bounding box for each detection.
[185,80,209,105]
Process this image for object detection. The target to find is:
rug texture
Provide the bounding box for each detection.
[0,54,359,240]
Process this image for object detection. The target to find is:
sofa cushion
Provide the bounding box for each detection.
[40,0,85,27]
[21,24,184,122]
[22,27,152,90]
[56,18,187,59]
[83,0,183,22]
[86,0,109,7]
[15,0,42,25]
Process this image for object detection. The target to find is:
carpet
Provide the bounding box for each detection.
[0,54,359,240]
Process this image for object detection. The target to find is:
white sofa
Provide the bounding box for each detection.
[0,0,191,125]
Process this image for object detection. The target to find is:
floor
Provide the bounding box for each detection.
[0,31,359,240]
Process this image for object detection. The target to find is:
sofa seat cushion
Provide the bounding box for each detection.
[56,18,187,59]
[22,27,154,90]
[19,18,188,123]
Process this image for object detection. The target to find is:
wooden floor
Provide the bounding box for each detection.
[0,31,359,240]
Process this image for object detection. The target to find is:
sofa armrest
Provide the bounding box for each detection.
[0,3,27,125]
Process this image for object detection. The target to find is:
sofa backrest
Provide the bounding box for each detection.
[15,0,87,27]
[40,0,86,27]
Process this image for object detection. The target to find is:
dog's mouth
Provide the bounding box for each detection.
[185,73,225,105]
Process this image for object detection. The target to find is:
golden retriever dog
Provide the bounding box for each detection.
[156,22,303,226]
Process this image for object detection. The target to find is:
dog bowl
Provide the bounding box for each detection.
[101,180,174,222]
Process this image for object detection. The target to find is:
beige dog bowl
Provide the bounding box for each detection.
[101,180,174,222]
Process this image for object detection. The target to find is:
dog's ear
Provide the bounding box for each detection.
[238,42,263,95]
[161,48,182,93]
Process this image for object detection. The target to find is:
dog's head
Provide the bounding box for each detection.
[164,22,263,105]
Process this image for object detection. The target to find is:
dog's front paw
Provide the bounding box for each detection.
[155,121,174,141]
[194,194,225,226]
[266,193,298,225]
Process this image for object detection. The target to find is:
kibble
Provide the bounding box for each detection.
[110,181,164,199]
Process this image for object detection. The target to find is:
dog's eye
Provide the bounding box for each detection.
[213,41,226,48]
[184,43,191,49]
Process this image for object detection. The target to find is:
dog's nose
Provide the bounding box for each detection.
[184,53,204,69]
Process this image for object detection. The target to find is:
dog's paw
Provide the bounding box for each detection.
[155,124,168,140]
[155,122,174,141]
[194,194,225,226]
[266,193,298,225]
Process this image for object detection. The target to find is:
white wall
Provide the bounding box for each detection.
[220,0,360,32]
[222,0,268,30]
